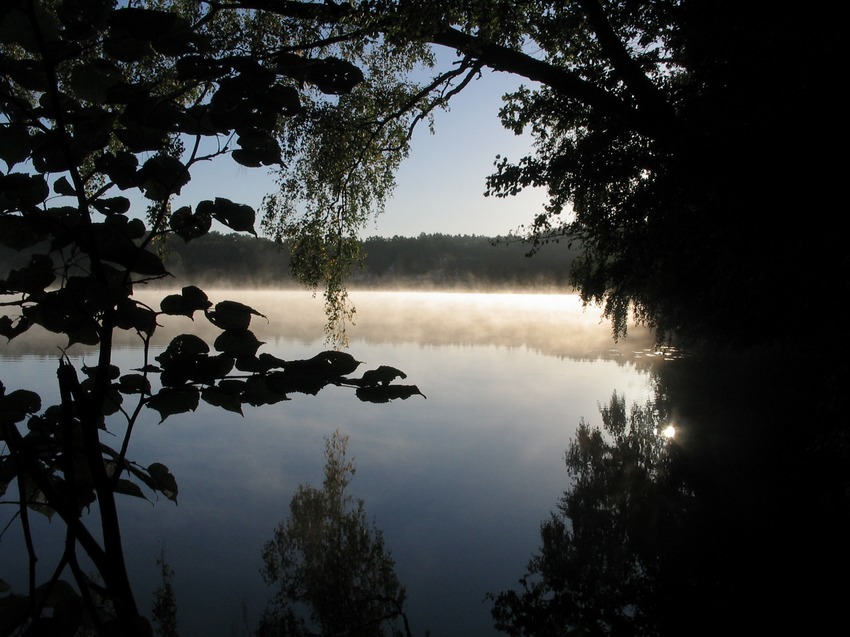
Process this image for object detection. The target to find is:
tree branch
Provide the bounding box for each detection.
[225,1,673,138]
[577,0,675,124]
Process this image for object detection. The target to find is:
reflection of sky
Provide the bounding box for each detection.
[1,291,655,637]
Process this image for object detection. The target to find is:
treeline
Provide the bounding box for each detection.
[2,231,578,290]
[352,233,576,289]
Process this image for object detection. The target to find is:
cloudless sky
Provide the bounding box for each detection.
[177,64,548,239]
[366,67,549,239]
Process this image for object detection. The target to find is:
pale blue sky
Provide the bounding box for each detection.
[367,68,548,238]
[176,66,547,239]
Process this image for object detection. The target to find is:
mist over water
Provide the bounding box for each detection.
[1,289,659,636]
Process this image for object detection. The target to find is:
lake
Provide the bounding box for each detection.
[1,289,663,635]
[3,288,846,635]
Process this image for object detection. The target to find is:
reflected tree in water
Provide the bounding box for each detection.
[491,392,693,636]
[258,431,412,637]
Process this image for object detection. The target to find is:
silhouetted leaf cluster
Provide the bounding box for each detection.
[0,1,421,634]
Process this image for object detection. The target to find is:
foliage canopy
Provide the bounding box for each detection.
[0,1,422,634]
[227,0,838,347]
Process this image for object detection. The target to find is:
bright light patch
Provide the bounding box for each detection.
[662,425,676,439]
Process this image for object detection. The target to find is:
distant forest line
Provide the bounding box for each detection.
[158,232,577,290]
[1,231,578,290]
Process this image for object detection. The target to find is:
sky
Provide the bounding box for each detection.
[365,68,549,238]
[177,65,548,240]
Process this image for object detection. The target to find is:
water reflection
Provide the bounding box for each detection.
[1,290,659,636]
[257,430,411,637]
[491,392,689,636]
[490,352,849,635]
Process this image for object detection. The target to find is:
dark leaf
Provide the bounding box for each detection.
[113,478,148,500]
[264,83,301,114]
[91,196,131,215]
[182,285,212,310]
[70,59,122,104]
[0,315,32,340]
[201,385,243,415]
[308,351,362,377]
[0,389,42,425]
[0,173,49,211]
[234,352,287,373]
[274,53,364,95]
[66,322,101,347]
[138,155,190,200]
[97,237,167,276]
[114,298,157,336]
[0,215,50,250]
[159,286,211,317]
[103,33,154,62]
[0,122,31,168]
[53,175,76,196]
[114,126,167,153]
[355,385,426,403]
[133,365,161,373]
[146,461,178,502]
[207,197,256,235]
[241,375,290,406]
[117,374,150,395]
[4,254,55,294]
[80,363,121,381]
[358,365,408,387]
[156,334,209,368]
[230,149,265,168]
[108,7,177,39]
[205,300,266,330]
[94,151,139,189]
[146,387,199,424]
[176,55,227,82]
[170,205,211,242]
[101,387,123,416]
[187,353,234,385]
[265,369,327,397]
[160,294,191,317]
[2,58,50,91]
[213,329,263,358]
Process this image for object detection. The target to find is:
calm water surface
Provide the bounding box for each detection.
[2,290,661,636]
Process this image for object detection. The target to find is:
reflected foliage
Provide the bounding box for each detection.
[491,392,692,636]
[258,430,412,637]
[0,1,419,634]
[493,354,850,635]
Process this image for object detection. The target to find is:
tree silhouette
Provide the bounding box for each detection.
[257,430,412,637]
[225,1,837,349]
[0,2,421,634]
